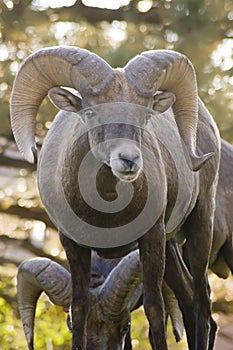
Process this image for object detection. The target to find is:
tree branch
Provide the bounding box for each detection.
[47,1,161,24]
[0,203,55,228]
[4,0,162,30]
[0,153,36,171]
[0,137,37,171]
[0,234,68,268]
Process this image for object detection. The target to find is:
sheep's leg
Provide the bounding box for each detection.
[222,235,233,273]
[183,201,217,350]
[59,231,91,350]
[124,328,132,350]
[139,216,167,350]
[164,239,196,349]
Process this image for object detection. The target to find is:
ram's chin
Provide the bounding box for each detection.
[112,169,140,183]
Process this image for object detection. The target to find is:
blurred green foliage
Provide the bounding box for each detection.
[0,263,71,349]
[34,300,72,349]
[0,297,72,349]
[131,306,188,349]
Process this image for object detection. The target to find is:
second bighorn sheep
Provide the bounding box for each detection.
[17,250,183,349]
[10,46,220,349]
[183,138,233,279]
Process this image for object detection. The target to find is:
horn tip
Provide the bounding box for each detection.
[22,323,34,350]
[31,146,38,164]
[27,337,34,350]
[24,146,37,164]
[173,325,184,342]
[191,152,214,171]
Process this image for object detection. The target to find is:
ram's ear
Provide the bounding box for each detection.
[48,87,82,112]
[153,92,176,113]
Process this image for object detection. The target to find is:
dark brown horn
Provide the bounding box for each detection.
[10,46,114,163]
[100,250,142,316]
[17,258,71,350]
[125,50,213,171]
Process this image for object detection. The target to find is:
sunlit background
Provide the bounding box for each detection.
[0,0,233,349]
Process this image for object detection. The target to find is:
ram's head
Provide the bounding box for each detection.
[17,250,183,350]
[10,46,212,175]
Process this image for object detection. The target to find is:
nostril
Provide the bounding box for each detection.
[121,158,134,170]
[118,153,141,171]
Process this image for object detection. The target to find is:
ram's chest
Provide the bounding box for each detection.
[62,162,148,229]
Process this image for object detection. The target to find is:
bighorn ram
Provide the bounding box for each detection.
[17,250,183,349]
[10,46,220,349]
[17,138,233,350]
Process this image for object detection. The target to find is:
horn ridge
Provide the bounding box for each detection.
[17,257,71,350]
[10,46,114,163]
[100,250,142,316]
[124,49,212,171]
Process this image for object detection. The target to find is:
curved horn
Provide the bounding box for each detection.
[125,50,213,171]
[17,258,71,350]
[10,46,114,163]
[100,250,142,316]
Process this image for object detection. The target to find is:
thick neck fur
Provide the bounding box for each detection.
[61,132,147,229]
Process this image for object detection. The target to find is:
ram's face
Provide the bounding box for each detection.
[48,87,175,183]
[83,102,152,183]
[85,308,131,350]
[87,120,143,182]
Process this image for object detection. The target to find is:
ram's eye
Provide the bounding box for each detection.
[146,112,153,121]
[120,322,131,334]
[84,108,95,119]
[140,112,152,128]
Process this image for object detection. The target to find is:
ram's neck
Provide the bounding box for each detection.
[61,134,147,229]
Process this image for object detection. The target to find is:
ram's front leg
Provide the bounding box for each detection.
[183,195,217,350]
[139,216,167,350]
[60,232,91,350]
[165,239,195,349]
